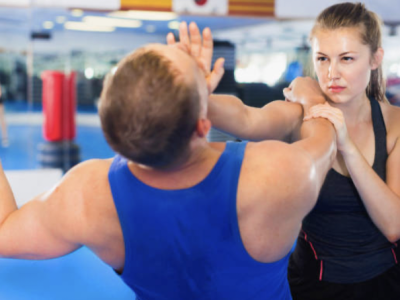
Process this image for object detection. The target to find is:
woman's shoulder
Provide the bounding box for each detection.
[380,101,400,129]
[379,102,400,153]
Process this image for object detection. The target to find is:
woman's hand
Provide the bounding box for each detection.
[166,22,225,95]
[304,103,354,153]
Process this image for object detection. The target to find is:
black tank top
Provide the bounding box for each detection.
[297,98,398,283]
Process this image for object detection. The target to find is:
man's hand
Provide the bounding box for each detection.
[167,22,225,94]
[283,77,327,112]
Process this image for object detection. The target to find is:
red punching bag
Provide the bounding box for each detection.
[41,71,76,142]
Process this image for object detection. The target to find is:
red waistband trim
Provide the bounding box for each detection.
[319,260,323,281]
[392,248,398,264]
[302,230,318,260]
[302,229,323,281]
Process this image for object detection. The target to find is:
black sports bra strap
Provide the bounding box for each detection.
[370,98,387,180]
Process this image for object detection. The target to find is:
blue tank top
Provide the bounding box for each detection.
[108,141,293,300]
[299,98,399,283]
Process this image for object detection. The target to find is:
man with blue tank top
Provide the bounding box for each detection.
[0,22,336,299]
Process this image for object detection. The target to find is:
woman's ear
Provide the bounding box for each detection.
[371,47,384,70]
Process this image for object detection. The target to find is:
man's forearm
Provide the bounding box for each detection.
[208,94,252,139]
[208,94,304,142]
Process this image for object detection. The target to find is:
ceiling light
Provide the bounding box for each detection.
[56,16,66,24]
[71,9,84,17]
[108,10,177,21]
[43,21,54,30]
[83,16,142,28]
[168,21,180,30]
[85,68,94,79]
[64,22,115,32]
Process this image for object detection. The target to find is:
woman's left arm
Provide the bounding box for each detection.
[344,139,400,243]
[305,104,400,243]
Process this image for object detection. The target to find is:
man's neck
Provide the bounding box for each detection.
[128,141,222,190]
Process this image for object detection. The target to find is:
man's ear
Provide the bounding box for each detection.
[371,47,384,70]
[196,118,212,138]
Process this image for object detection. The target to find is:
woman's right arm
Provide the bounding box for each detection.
[208,94,304,142]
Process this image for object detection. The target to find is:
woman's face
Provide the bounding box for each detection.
[311,27,380,105]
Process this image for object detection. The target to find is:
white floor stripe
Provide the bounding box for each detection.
[4,113,101,127]
[5,169,63,207]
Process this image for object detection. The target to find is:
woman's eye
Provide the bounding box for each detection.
[317,57,327,62]
[342,57,353,61]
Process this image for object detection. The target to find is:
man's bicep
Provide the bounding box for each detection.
[0,193,82,260]
[249,142,316,258]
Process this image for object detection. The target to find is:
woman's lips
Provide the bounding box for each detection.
[328,86,345,93]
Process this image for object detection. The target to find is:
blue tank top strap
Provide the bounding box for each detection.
[224,140,248,155]
[223,141,249,247]
[223,141,248,179]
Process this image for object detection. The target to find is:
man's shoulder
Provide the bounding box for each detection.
[59,158,114,195]
[68,157,113,176]
[245,140,297,160]
[243,140,313,183]
[57,159,116,225]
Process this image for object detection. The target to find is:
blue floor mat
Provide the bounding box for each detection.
[0,124,115,170]
[0,248,136,300]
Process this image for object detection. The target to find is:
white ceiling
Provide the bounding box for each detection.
[275,0,400,23]
[0,2,398,54]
